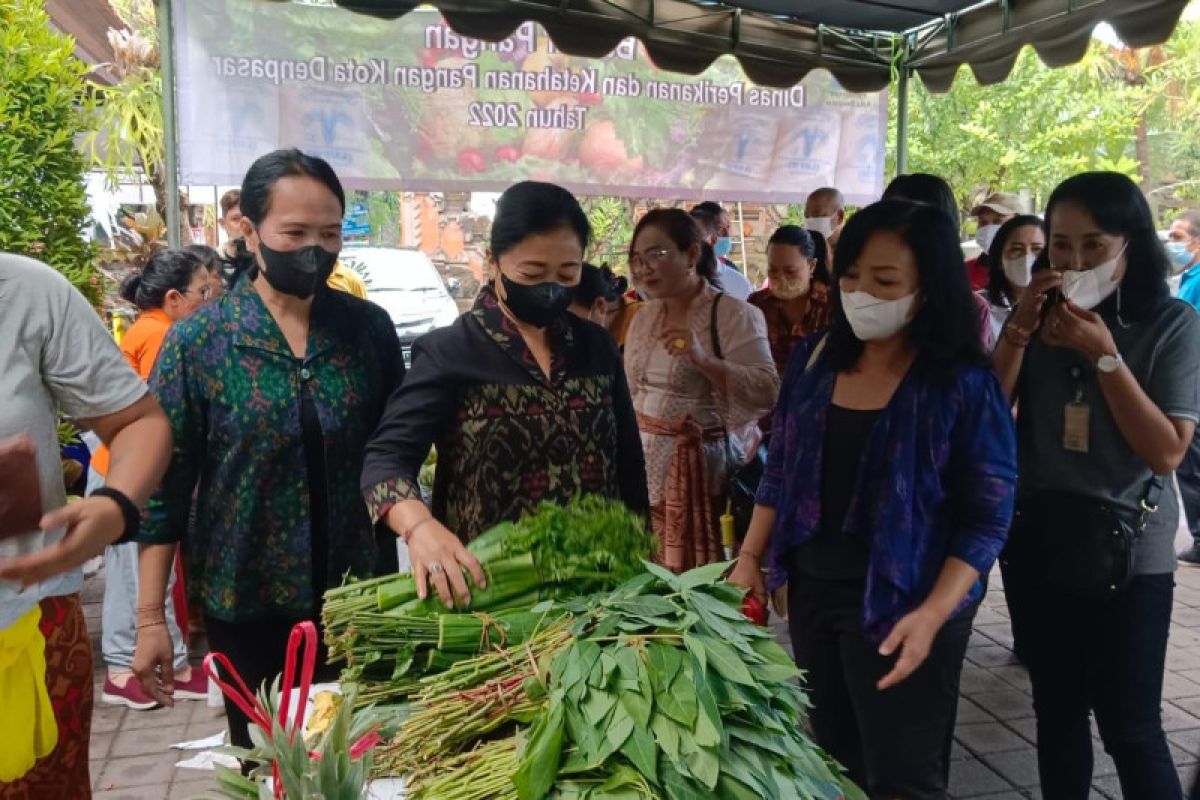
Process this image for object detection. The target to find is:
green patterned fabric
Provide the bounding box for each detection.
[139,276,404,622]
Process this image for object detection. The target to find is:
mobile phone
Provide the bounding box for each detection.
[1041,286,1063,318]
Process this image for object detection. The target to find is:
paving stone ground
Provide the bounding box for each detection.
[81,570,224,800]
[86,538,1200,799]
[942,564,1200,799]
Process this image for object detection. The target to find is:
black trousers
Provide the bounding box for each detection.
[1005,572,1181,800]
[788,579,975,800]
[203,515,393,750]
[997,560,1029,665]
[1179,433,1200,549]
[204,614,339,750]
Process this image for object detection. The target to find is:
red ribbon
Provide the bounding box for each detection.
[202,651,273,733]
[279,621,318,744]
[204,620,319,799]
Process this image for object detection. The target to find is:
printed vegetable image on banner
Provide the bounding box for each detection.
[171,0,887,203]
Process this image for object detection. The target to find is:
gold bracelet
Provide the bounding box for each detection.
[136,619,166,630]
[402,517,438,544]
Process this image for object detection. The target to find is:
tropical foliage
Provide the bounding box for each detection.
[891,12,1200,226]
[0,0,97,299]
[82,0,193,242]
[582,196,639,270]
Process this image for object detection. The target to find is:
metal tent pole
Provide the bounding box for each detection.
[158,0,181,248]
[736,201,747,269]
[895,38,911,176]
[895,69,911,175]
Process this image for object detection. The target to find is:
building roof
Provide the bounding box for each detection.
[45,0,126,80]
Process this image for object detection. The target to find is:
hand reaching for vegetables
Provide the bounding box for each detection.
[727,553,768,607]
[876,606,944,691]
[407,518,486,610]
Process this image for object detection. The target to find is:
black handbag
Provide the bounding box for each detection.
[708,294,765,540]
[1004,477,1163,599]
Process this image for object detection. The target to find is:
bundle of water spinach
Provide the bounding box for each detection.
[322,497,657,704]
[383,561,866,800]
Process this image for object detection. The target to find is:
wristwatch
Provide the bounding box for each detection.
[1097,352,1124,374]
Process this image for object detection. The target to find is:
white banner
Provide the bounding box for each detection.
[171,0,887,203]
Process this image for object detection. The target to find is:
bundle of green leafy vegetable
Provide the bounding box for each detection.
[337,606,570,706]
[377,561,865,800]
[322,497,657,705]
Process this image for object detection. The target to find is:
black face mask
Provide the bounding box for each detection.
[500,274,572,328]
[256,240,338,300]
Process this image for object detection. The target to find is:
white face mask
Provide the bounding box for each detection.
[1060,245,1126,310]
[841,290,918,341]
[1002,254,1036,289]
[805,217,835,237]
[975,224,1002,253]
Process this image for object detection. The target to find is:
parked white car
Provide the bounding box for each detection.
[340,247,460,366]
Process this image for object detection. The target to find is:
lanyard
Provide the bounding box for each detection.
[1069,365,1086,403]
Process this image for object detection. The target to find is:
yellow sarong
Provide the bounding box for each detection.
[0,605,58,781]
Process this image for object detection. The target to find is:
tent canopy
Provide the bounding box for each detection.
[299,0,1188,92]
[159,0,1186,247]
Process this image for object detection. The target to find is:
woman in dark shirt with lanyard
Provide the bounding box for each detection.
[362,181,649,608]
[994,172,1199,799]
[729,200,1016,799]
[131,150,404,747]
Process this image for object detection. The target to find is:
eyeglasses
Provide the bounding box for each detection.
[628,247,674,270]
[184,285,213,301]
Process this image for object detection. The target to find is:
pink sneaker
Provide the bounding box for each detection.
[173,668,209,701]
[101,675,159,711]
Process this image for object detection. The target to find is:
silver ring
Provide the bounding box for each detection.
[428,563,444,575]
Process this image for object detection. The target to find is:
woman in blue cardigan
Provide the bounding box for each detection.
[730,199,1017,800]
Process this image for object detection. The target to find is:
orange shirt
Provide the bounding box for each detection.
[91,308,173,477]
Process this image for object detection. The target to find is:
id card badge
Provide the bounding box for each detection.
[1063,401,1091,453]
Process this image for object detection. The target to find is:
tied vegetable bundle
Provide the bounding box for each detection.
[322,497,657,704]
[379,561,866,800]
